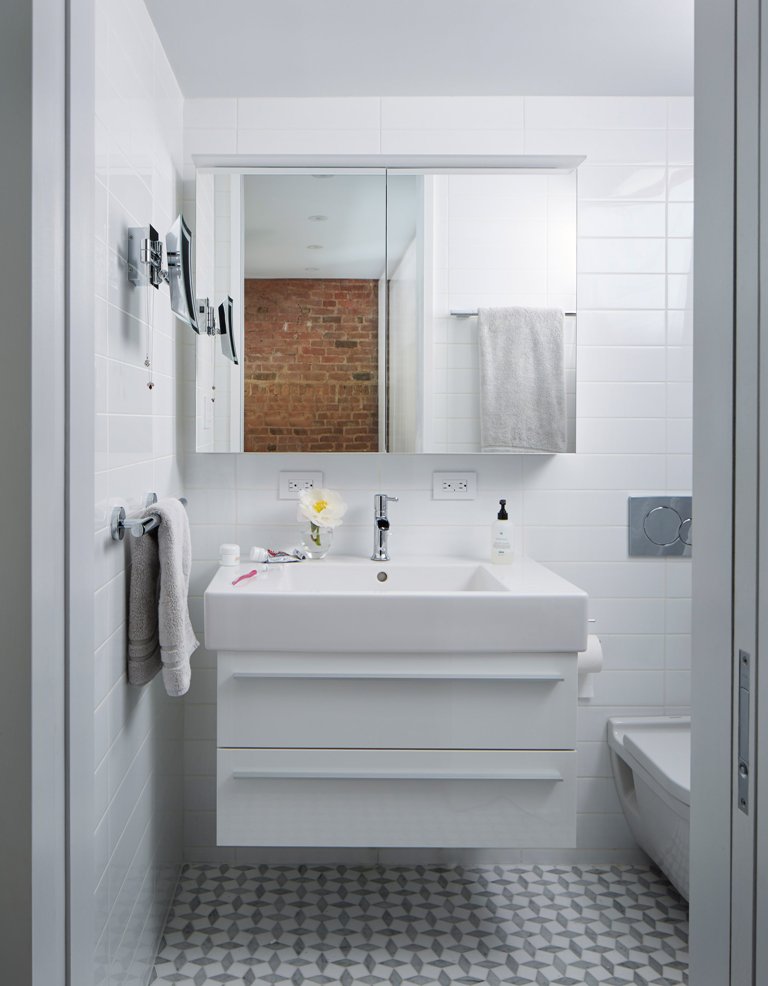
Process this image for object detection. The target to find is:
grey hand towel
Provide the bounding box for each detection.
[127,498,199,697]
[478,306,566,453]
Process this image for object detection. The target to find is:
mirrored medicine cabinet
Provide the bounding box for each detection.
[194,159,581,455]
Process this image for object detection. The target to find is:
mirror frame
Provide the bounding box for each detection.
[193,154,585,456]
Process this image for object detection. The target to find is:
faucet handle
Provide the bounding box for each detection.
[374,492,399,508]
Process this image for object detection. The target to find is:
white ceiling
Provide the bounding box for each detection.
[145,0,693,99]
[243,174,386,279]
[242,173,420,279]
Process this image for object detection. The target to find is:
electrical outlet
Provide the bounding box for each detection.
[279,471,324,499]
[432,471,477,500]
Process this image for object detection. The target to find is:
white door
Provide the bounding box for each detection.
[693,1,768,983]
[731,0,760,980]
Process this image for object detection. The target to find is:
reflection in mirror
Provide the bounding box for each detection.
[241,173,386,452]
[195,172,243,452]
[387,172,577,453]
[386,174,424,454]
[195,166,577,454]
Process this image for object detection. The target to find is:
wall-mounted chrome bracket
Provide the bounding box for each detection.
[127,224,165,288]
[110,493,187,542]
[196,298,217,335]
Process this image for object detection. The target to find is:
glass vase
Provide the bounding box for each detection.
[300,523,334,559]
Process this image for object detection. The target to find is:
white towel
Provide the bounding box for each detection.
[478,306,566,453]
[127,498,199,697]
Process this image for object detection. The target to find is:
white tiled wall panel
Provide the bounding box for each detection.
[93,3,185,984]
[178,95,693,865]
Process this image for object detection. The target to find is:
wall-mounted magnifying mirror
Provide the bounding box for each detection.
[166,214,198,331]
[194,162,579,454]
[127,213,200,334]
[219,295,237,364]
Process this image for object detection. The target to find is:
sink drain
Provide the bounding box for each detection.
[376,571,388,582]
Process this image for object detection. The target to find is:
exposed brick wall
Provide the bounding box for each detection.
[243,278,379,452]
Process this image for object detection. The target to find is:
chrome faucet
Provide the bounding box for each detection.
[371,493,399,561]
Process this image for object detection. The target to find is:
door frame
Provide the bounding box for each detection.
[66,0,96,982]
[690,0,748,982]
[0,0,68,983]
[54,0,758,981]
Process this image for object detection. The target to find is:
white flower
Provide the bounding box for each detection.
[297,488,347,529]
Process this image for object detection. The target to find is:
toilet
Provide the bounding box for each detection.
[607,716,690,900]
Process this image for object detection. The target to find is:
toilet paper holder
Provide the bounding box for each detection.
[578,634,603,700]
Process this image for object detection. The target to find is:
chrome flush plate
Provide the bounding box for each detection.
[628,496,692,557]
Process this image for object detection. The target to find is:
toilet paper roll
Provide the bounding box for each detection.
[578,634,603,699]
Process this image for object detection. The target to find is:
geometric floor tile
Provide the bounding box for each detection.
[151,863,688,985]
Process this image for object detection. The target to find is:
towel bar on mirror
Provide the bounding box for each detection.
[110,493,188,542]
[449,309,577,318]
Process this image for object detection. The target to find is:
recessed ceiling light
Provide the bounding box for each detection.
[306,244,323,250]
[308,215,328,222]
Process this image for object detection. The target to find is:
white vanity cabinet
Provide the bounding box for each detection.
[205,557,588,848]
[218,652,577,750]
[218,747,577,848]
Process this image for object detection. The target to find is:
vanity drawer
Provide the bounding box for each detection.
[217,652,577,750]
[217,748,577,847]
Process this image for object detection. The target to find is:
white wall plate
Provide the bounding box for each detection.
[279,471,324,499]
[432,472,478,500]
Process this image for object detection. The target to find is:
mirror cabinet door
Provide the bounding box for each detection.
[195,170,387,453]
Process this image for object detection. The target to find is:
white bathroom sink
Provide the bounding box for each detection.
[241,560,509,594]
[205,555,588,653]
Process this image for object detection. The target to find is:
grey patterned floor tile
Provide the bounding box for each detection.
[152,864,688,985]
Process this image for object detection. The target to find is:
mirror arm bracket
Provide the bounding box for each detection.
[128,225,165,288]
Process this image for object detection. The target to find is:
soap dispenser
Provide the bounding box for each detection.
[491,499,513,564]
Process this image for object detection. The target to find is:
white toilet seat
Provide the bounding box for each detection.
[623,729,689,806]
[608,715,691,900]
[609,716,690,806]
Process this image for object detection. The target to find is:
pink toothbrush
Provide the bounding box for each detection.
[232,569,260,586]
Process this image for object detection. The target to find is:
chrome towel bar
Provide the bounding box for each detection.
[110,493,188,542]
[450,309,577,318]
[231,671,564,682]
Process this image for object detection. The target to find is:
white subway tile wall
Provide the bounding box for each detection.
[178,95,693,866]
[93,3,185,984]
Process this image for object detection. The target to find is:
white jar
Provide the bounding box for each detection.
[219,543,240,566]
